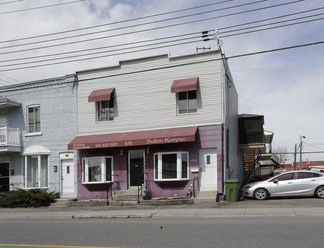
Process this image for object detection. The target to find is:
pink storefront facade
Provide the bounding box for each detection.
[69,125,224,201]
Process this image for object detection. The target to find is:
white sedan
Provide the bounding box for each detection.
[242,170,324,200]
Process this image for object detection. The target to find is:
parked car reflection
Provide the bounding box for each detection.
[242,170,324,200]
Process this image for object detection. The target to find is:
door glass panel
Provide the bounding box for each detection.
[129,150,144,187]
[0,163,9,192]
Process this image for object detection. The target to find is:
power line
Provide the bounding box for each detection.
[0,0,303,55]
[0,31,213,64]
[0,0,23,5]
[0,0,268,50]
[0,0,85,15]
[220,16,324,38]
[1,11,323,68]
[0,0,233,44]
[0,39,322,74]
[0,33,214,67]
[218,6,324,31]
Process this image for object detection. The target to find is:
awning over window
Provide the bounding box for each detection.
[68,126,198,150]
[88,88,115,102]
[171,77,199,93]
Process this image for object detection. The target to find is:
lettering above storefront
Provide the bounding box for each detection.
[68,126,198,150]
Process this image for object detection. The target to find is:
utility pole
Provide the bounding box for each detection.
[293,143,297,170]
[299,135,306,169]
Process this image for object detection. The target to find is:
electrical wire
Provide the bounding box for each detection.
[0,0,233,44]
[2,9,323,64]
[1,11,323,68]
[218,6,324,31]
[0,0,23,5]
[0,0,268,50]
[220,16,324,38]
[0,31,214,64]
[0,0,303,53]
[0,0,85,15]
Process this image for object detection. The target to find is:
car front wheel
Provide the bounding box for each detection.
[253,188,269,200]
[315,186,324,198]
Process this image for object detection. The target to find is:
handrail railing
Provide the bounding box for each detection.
[192,176,200,198]
[0,127,20,146]
[108,174,119,204]
[137,172,148,203]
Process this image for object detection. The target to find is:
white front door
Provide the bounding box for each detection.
[62,159,74,194]
[199,149,218,191]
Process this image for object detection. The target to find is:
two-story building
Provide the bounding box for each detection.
[0,75,78,197]
[68,50,242,201]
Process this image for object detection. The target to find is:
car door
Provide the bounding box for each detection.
[269,172,295,197]
[293,172,322,195]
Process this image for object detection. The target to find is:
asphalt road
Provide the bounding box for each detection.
[0,216,324,248]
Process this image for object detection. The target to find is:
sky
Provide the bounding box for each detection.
[0,0,323,164]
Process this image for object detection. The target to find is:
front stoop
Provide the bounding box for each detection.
[194,190,218,204]
[109,189,142,206]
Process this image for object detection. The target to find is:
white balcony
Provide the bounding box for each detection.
[0,127,21,153]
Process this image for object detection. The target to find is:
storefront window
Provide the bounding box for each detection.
[154,152,189,181]
[82,156,113,184]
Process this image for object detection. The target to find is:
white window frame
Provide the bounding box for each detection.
[154,152,189,181]
[27,105,41,134]
[82,156,113,184]
[177,90,197,115]
[96,94,114,122]
[24,155,49,189]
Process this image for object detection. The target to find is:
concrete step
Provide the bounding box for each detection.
[194,190,218,204]
[112,189,141,202]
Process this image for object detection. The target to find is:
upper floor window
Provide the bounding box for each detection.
[88,88,115,123]
[97,95,114,122]
[177,90,197,114]
[27,105,40,133]
[171,77,199,115]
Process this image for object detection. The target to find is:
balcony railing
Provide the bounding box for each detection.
[0,127,21,147]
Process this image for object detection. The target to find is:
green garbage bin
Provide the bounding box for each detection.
[225,179,239,202]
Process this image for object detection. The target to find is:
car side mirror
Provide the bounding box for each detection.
[273,179,279,183]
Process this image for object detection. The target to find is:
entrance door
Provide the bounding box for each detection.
[62,160,74,194]
[0,163,9,192]
[199,149,218,191]
[129,150,145,188]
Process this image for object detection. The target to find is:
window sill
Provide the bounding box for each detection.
[25,132,43,137]
[82,181,113,185]
[154,179,189,182]
[24,187,48,191]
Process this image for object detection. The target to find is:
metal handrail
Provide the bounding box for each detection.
[192,176,200,198]
[108,174,119,203]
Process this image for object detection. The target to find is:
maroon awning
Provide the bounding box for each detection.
[171,77,199,93]
[88,88,115,102]
[68,126,197,150]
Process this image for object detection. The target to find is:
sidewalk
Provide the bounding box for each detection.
[1,200,324,220]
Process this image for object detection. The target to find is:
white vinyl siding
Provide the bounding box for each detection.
[77,51,228,135]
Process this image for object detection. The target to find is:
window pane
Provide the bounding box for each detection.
[82,159,85,183]
[181,153,188,179]
[27,156,38,187]
[277,173,294,181]
[178,100,187,114]
[154,154,159,180]
[188,90,196,99]
[35,107,41,132]
[88,157,102,182]
[162,154,177,179]
[106,157,112,182]
[40,155,48,187]
[178,92,187,100]
[188,99,197,113]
